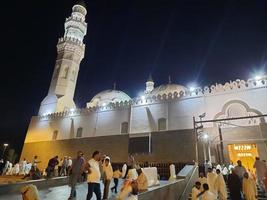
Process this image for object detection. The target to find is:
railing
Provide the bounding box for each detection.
[111,162,193,180]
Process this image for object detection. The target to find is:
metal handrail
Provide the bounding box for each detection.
[178,165,199,200]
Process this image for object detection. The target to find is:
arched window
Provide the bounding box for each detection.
[158,118,167,131]
[54,67,60,79]
[121,122,129,134]
[52,130,58,140]
[71,70,76,81]
[63,67,69,78]
[76,127,83,138]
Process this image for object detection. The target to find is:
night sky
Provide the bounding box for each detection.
[1,0,267,155]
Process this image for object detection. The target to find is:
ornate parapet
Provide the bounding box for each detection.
[38,76,267,120]
[202,77,267,95]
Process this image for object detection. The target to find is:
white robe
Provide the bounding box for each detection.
[2,161,9,174]
[222,167,228,175]
[243,178,257,200]
[21,160,27,175]
[215,174,227,200]
[228,164,234,172]
[207,172,217,195]
[253,160,267,180]
[14,163,20,175]
[216,165,222,172]
[6,163,13,175]
[25,163,32,175]
[191,187,201,200]
[122,164,127,178]
[201,191,217,200]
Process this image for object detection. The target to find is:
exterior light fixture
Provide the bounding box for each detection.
[255,76,261,80]
[203,134,208,139]
[190,87,195,92]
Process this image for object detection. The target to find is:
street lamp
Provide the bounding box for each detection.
[203,134,208,139]
[2,143,9,159]
[141,96,145,100]
[255,75,261,80]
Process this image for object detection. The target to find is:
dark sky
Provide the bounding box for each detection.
[1,0,267,154]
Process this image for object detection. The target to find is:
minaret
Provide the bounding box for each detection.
[145,74,154,93]
[39,2,87,115]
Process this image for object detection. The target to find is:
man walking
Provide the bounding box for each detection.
[207,167,217,195]
[86,151,101,200]
[215,169,227,200]
[46,156,59,178]
[243,172,257,200]
[68,151,86,200]
[228,169,242,200]
[253,157,267,192]
[234,160,246,182]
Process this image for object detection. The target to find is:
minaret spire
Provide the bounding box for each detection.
[39,3,87,115]
[113,82,117,90]
[168,75,172,84]
[145,73,154,93]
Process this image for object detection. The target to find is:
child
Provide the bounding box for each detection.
[111,165,122,193]
[191,181,201,200]
[103,157,113,200]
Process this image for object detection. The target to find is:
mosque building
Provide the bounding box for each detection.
[21,2,267,170]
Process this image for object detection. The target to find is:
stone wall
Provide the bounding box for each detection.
[21,124,267,170]
[21,130,196,170]
[21,135,129,170]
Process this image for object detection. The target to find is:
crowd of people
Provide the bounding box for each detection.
[0,158,33,176]
[67,150,148,200]
[0,151,150,200]
[2,153,267,200]
[0,151,149,200]
[192,158,267,200]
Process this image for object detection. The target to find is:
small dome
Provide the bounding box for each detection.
[151,84,187,96]
[87,90,131,108]
[73,3,87,16]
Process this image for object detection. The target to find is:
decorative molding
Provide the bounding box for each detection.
[38,77,267,120]
[213,99,266,127]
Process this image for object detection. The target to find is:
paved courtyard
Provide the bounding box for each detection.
[0,175,25,185]
[0,181,121,200]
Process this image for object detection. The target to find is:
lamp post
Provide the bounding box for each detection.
[2,143,8,159]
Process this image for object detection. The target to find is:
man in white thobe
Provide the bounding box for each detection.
[20,159,27,175]
[207,168,217,195]
[215,169,227,200]
[228,162,234,173]
[253,157,267,192]
[243,172,257,200]
[216,164,222,172]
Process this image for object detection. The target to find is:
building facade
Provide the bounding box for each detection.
[21,3,267,170]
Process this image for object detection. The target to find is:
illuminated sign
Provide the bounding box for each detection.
[237,153,253,157]
[234,145,252,151]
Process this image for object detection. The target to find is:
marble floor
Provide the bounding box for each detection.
[0,181,121,200]
[0,180,170,200]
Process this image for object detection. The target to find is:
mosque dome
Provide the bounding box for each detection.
[151,83,188,96]
[86,89,131,108]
